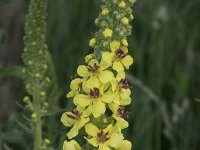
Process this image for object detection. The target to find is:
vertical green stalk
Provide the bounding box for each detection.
[22,0,50,149]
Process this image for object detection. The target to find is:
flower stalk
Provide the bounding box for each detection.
[61,0,136,150]
[21,0,52,149]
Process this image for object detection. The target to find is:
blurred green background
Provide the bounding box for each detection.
[0,0,200,150]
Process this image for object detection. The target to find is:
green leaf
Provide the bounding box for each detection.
[0,66,23,84]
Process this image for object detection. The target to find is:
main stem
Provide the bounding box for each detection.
[34,86,42,150]
[34,110,42,150]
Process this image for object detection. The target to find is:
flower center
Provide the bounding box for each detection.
[118,79,129,89]
[66,109,81,120]
[117,107,128,120]
[116,48,127,59]
[97,130,110,143]
[87,63,99,73]
[89,88,101,99]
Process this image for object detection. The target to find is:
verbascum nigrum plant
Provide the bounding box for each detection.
[21,0,54,149]
[61,0,136,150]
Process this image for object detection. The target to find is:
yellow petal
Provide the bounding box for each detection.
[77,65,89,77]
[119,95,131,106]
[122,46,128,53]
[115,116,129,129]
[101,94,114,103]
[108,103,118,113]
[78,117,90,128]
[88,59,99,67]
[63,140,81,150]
[70,78,83,90]
[67,90,77,98]
[116,140,132,150]
[85,137,98,147]
[121,55,133,69]
[99,144,111,150]
[86,76,100,89]
[67,124,79,139]
[108,133,124,148]
[74,94,91,107]
[85,123,99,137]
[103,124,113,133]
[98,70,114,84]
[101,52,114,66]
[113,61,124,72]
[61,112,75,127]
[116,71,125,81]
[92,101,106,118]
[110,40,120,52]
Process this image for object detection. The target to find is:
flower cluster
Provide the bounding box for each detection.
[61,0,136,150]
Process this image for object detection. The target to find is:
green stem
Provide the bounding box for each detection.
[34,115,42,150]
[33,85,42,150]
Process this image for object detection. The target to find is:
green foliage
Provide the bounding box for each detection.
[0,0,200,149]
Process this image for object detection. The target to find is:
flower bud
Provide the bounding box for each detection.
[89,38,97,47]
[101,8,109,15]
[121,39,128,46]
[121,17,129,25]
[118,1,126,8]
[103,28,113,38]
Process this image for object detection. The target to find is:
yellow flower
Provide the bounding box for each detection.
[110,71,132,106]
[101,8,109,15]
[77,59,114,89]
[89,38,96,47]
[74,86,114,118]
[115,140,132,150]
[109,103,129,129]
[121,17,129,25]
[103,28,113,38]
[63,140,81,150]
[67,75,84,98]
[85,123,124,150]
[61,107,91,139]
[102,41,133,72]
[118,1,126,8]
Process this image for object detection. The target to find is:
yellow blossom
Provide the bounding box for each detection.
[103,28,113,38]
[74,86,114,118]
[61,107,91,139]
[109,103,129,129]
[67,75,84,98]
[63,140,81,150]
[89,38,96,47]
[121,17,129,25]
[116,140,132,150]
[118,1,126,8]
[85,123,124,150]
[101,8,109,15]
[110,71,132,106]
[102,41,133,72]
[76,59,114,89]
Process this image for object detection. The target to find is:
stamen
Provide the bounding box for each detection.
[117,107,128,120]
[118,79,129,89]
[116,48,127,59]
[89,87,101,99]
[66,109,81,120]
[87,63,99,73]
[97,130,110,142]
